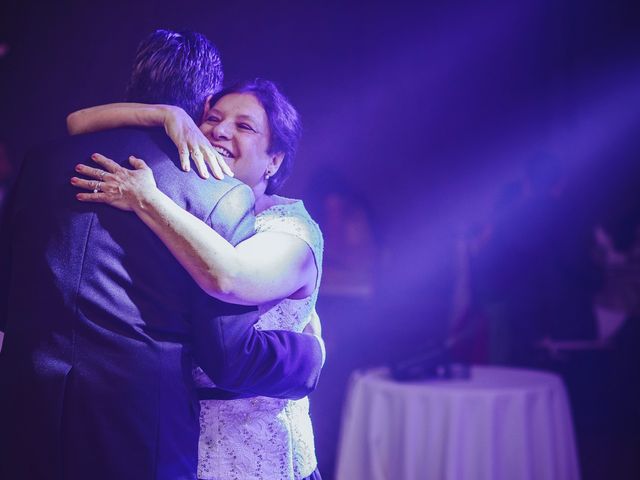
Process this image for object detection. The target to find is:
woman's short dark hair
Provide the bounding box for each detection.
[126,30,223,122]
[210,79,302,195]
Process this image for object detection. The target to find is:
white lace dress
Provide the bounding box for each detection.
[194,200,324,480]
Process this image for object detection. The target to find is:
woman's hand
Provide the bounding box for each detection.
[67,102,232,180]
[163,106,233,180]
[71,153,159,212]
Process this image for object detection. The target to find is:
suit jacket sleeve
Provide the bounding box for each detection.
[191,182,323,400]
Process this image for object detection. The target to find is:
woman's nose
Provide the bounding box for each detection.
[212,121,231,140]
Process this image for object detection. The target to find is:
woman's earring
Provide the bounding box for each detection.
[264,170,271,180]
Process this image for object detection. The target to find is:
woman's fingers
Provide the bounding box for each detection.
[76,192,111,203]
[72,177,113,204]
[75,163,111,181]
[90,153,120,173]
[190,148,209,179]
[202,147,224,180]
[219,155,234,177]
[71,176,101,191]
[128,156,148,170]
[72,154,155,213]
[178,145,191,172]
[83,145,217,182]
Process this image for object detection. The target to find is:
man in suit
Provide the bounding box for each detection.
[0,29,323,480]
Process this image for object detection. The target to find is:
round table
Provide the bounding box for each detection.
[335,366,580,480]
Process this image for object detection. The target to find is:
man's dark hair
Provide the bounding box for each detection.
[125,29,223,122]
[210,79,302,195]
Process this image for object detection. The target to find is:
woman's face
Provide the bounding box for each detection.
[200,93,281,193]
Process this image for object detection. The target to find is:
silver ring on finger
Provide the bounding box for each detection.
[99,170,106,181]
[92,181,102,194]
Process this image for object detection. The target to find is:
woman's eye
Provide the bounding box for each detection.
[207,116,221,123]
[238,123,255,132]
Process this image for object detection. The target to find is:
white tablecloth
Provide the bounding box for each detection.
[336,366,580,480]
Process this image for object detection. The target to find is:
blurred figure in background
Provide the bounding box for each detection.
[307,169,379,299]
[592,192,640,434]
[466,152,600,366]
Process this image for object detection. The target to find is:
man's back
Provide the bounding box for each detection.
[0,127,255,480]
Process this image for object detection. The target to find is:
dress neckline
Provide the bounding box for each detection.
[257,196,303,216]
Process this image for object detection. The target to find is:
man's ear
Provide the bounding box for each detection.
[200,95,213,123]
[268,152,285,176]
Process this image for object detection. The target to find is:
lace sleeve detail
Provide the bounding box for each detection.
[256,201,324,290]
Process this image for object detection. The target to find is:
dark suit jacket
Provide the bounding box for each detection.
[0,128,323,480]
